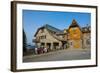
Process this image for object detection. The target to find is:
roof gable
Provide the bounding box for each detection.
[68,19,82,32]
[82,26,91,33]
[34,24,63,36]
[69,19,80,28]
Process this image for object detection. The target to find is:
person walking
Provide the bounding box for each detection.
[35,47,38,54]
[44,47,47,53]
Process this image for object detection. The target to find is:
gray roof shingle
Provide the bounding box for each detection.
[34,24,63,36]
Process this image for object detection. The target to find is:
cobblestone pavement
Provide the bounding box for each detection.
[23,49,91,62]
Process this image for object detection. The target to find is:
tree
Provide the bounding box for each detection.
[23,30,27,52]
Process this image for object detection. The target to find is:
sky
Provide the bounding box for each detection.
[23,10,91,45]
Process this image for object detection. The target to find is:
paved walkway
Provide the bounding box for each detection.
[23,49,91,62]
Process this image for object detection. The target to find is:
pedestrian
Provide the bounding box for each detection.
[35,47,37,54]
[44,47,47,53]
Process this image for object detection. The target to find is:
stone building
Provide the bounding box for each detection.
[33,19,91,50]
[82,26,91,49]
[33,24,66,51]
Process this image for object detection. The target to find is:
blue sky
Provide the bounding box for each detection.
[23,10,91,45]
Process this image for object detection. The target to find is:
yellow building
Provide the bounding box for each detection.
[64,19,91,49]
[67,19,82,49]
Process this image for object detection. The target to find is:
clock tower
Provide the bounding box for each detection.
[68,19,82,49]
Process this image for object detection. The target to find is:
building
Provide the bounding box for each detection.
[82,26,91,49]
[33,24,67,51]
[64,19,91,49]
[67,19,83,49]
[33,19,91,50]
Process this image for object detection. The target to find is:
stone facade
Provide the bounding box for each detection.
[33,19,91,50]
[82,27,91,49]
[33,24,66,51]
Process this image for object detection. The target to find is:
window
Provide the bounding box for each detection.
[86,39,90,45]
[40,35,46,39]
[70,42,73,45]
[44,35,46,39]
[41,28,44,33]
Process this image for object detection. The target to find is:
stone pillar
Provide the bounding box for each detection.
[50,43,53,51]
[59,42,62,49]
[45,43,47,48]
[37,43,40,48]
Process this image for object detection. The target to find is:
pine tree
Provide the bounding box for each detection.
[23,30,27,52]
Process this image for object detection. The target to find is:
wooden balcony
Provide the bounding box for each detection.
[33,38,40,43]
